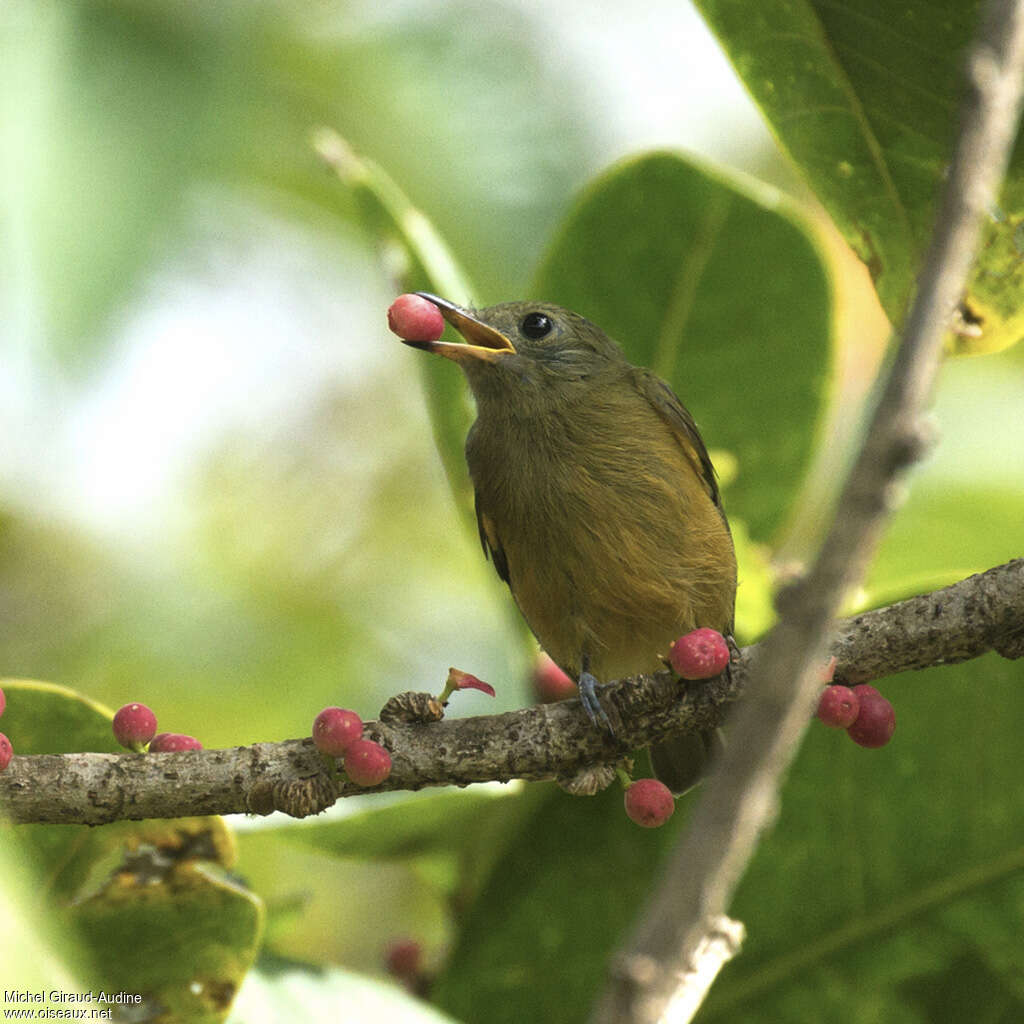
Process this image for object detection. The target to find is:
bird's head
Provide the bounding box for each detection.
[401,294,627,412]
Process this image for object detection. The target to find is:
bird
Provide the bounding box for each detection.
[401,293,737,794]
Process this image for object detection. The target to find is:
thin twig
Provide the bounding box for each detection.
[590,2,1024,1021]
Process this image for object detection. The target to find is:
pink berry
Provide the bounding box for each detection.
[624,778,675,828]
[312,707,363,757]
[344,739,392,786]
[0,733,11,770]
[847,691,896,748]
[0,687,6,717]
[668,628,731,680]
[387,294,445,342]
[532,653,577,703]
[149,733,203,753]
[112,703,158,750]
[385,938,423,979]
[816,685,860,728]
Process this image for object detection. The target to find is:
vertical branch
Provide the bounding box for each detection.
[590,1,1024,1021]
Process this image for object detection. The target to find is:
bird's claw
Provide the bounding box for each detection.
[578,670,615,735]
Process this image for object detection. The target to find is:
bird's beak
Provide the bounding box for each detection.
[403,293,516,362]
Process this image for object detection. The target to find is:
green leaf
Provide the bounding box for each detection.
[0,678,119,756]
[694,0,1024,353]
[533,151,834,542]
[69,859,263,1023]
[699,654,1024,1022]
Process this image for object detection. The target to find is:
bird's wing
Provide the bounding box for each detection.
[475,492,511,585]
[632,367,724,513]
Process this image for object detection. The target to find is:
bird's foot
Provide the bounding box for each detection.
[578,670,615,735]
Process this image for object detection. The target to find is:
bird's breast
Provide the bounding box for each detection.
[466,405,736,680]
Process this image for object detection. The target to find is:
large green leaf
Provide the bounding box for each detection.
[695,0,1024,353]
[70,857,263,1023]
[534,151,833,542]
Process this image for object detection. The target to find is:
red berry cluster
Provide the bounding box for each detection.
[816,683,896,748]
[0,686,11,770]
[112,702,202,753]
[312,707,392,786]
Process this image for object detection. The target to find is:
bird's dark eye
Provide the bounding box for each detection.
[521,312,553,339]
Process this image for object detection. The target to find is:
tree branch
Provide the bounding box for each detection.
[590,1,1024,1020]
[1,560,1020,825]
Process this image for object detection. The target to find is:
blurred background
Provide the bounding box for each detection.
[3,0,1024,1013]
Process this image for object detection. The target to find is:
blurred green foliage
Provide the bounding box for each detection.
[1,1,1022,1023]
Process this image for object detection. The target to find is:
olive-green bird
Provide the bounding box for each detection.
[403,293,737,794]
